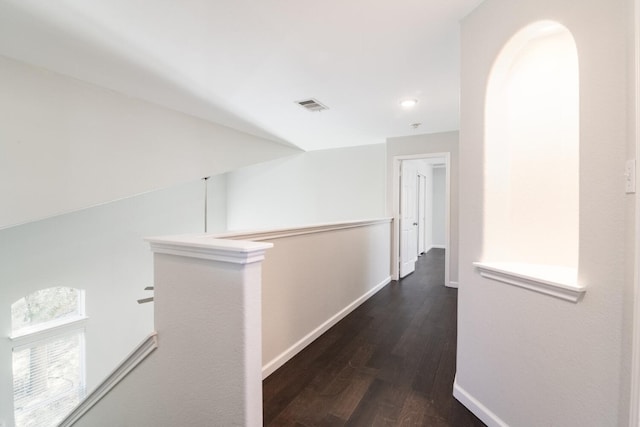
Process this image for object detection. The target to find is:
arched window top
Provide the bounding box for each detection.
[11,286,84,335]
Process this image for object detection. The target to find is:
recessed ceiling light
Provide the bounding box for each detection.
[400,98,419,109]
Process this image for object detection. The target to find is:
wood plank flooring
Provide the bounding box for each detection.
[263,249,486,426]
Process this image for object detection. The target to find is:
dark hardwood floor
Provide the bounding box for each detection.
[263,249,486,426]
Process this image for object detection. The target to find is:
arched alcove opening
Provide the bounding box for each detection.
[478,21,582,300]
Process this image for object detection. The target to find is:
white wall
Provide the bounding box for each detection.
[221,220,392,377]
[484,24,579,268]
[69,220,391,426]
[204,174,229,233]
[387,131,459,283]
[72,236,270,427]
[0,55,299,425]
[0,55,300,229]
[0,175,228,426]
[458,1,631,426]
[432,166,446,247]
[260,221,391,376]
[623,0,637,421]
[225,144,387,230]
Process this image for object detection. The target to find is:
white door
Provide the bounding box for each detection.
[418,174,426,255]
[400,161,419,278]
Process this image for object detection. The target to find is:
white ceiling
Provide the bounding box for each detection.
[0,0,484,151]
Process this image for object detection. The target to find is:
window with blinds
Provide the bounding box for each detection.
[11,287,87,427]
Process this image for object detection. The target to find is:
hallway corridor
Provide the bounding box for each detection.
[263,249,485,426]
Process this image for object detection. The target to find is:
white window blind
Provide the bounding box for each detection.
[13,332,85,427]
[11,287,87,427]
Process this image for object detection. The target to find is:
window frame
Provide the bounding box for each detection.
[10,288,88,427]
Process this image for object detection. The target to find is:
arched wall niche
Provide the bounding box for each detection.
[477,21,582,300]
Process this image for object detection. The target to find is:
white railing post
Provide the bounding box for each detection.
[147,235,272,426]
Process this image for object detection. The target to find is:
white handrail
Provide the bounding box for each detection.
[57,332,158,426]
[217,217,393,241]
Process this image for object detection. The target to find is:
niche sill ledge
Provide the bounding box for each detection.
[473,262,585,303]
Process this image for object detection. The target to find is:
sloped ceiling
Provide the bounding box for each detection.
[0,0,484,151]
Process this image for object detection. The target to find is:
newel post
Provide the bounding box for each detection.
[147,235,272,426]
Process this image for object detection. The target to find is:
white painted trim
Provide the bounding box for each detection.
[10,316,88,347]
[262,276,392,378]
[58,332,159,427]
[392,153,451,287]
[631,0,640,424]
[148,220,391,264]
[219,218,393,242]
[453,375,509,427]
[448,281,459,289]
[444,153,451,290]
[146,236,273,264]
[473,262,585,303]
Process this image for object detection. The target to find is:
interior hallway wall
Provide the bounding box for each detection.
[621,0,637,421]
[0,53,299,425]
[432,166,446,247]
[225,144,387,230]
[0,176,228,426]
[0,55,300,230]
[458,0,632,425]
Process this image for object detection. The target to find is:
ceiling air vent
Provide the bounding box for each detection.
[296,98,328,112]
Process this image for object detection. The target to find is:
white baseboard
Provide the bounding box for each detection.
[447,281,459,288]
[422,245,445,253]
[262,276,392,378]
[453,375,509,427]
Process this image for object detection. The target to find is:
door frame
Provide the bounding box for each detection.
[392,153,452,287]
[629,0,640,424]
[418,173,427,255]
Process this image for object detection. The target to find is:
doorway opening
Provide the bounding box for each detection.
[392,153,451,287]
